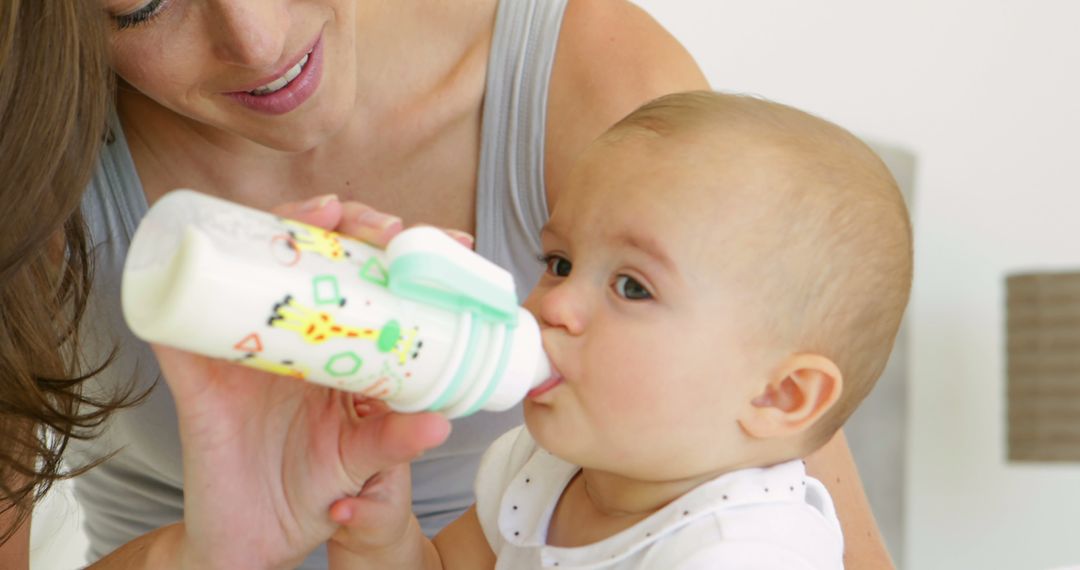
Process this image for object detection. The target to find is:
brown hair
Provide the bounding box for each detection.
[0,0,132,543]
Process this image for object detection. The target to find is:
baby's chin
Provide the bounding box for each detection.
[520,400,548,434]
[522,404,571,453]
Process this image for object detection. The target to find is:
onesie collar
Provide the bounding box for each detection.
[497,451,816,569]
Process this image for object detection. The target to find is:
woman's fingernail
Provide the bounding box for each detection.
[299,194,338,213]
[355,209,402,231]
[446,229,475,248]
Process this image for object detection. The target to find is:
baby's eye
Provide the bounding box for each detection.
[540,254,572,277]
[614,275,652,300]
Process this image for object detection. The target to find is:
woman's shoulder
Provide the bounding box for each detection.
[545,0,709,202]
[556,0,706,92]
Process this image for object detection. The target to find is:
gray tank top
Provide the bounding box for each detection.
[73,0,566,566]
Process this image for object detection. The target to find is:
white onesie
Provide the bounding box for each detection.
[475,426,845,569]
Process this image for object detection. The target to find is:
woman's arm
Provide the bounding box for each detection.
[0,510,185,570]
[0,508,29,569]
[805,429,895,569]
[87,524,187,570]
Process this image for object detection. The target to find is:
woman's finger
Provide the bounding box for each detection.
[350,395,393,419]
[271,194,344,230]
[270,194,474,250]
[338,201,404,248]
[444,229,475,249]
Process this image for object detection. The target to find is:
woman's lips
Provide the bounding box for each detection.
[527,372,564,401]
[225,33,324,115]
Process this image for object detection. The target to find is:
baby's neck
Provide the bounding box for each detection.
[546,467,723,548]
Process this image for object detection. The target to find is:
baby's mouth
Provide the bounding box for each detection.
[527,371,564,400]
[247,49,313,96]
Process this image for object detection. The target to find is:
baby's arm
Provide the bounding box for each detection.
[328,505,494,570]
[327,512,437,569]
[432,507,497,569]
[329,424,530,569]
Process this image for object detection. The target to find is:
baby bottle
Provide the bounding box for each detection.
[121,189,550,419]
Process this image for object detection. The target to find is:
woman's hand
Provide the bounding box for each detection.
[155,195,454,570]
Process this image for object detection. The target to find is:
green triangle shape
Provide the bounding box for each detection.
[359,257,389,287]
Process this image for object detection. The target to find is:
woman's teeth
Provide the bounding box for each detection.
[249,53,310,96]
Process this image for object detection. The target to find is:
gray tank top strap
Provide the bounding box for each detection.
[475,0,567,301]
[85,109,149,242]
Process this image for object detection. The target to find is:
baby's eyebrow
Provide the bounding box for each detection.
[612,230,676,273]
[539,225,561,242]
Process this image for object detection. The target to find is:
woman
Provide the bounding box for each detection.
[81,0,893,567]
[1,2,449,568]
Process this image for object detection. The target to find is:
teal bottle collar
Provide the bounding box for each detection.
[388,252,519,326]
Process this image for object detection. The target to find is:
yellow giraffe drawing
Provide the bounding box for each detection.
[282,219,349,262]
[235,353,310,380]
[268,295,420,365]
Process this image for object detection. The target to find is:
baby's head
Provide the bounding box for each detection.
[523,91,911,481]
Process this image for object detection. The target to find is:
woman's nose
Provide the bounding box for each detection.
[208,1,288,69]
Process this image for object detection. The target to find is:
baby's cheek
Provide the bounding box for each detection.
[521,289,543,319]
[594,376,658,428]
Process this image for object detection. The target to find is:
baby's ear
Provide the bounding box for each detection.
[737,354,843,440]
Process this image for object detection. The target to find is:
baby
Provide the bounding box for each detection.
[326,91,912,569]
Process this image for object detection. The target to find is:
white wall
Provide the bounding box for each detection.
[630,1,1080,568]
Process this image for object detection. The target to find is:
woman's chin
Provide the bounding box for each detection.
[251,127,335,153]
[237,112,348,153]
